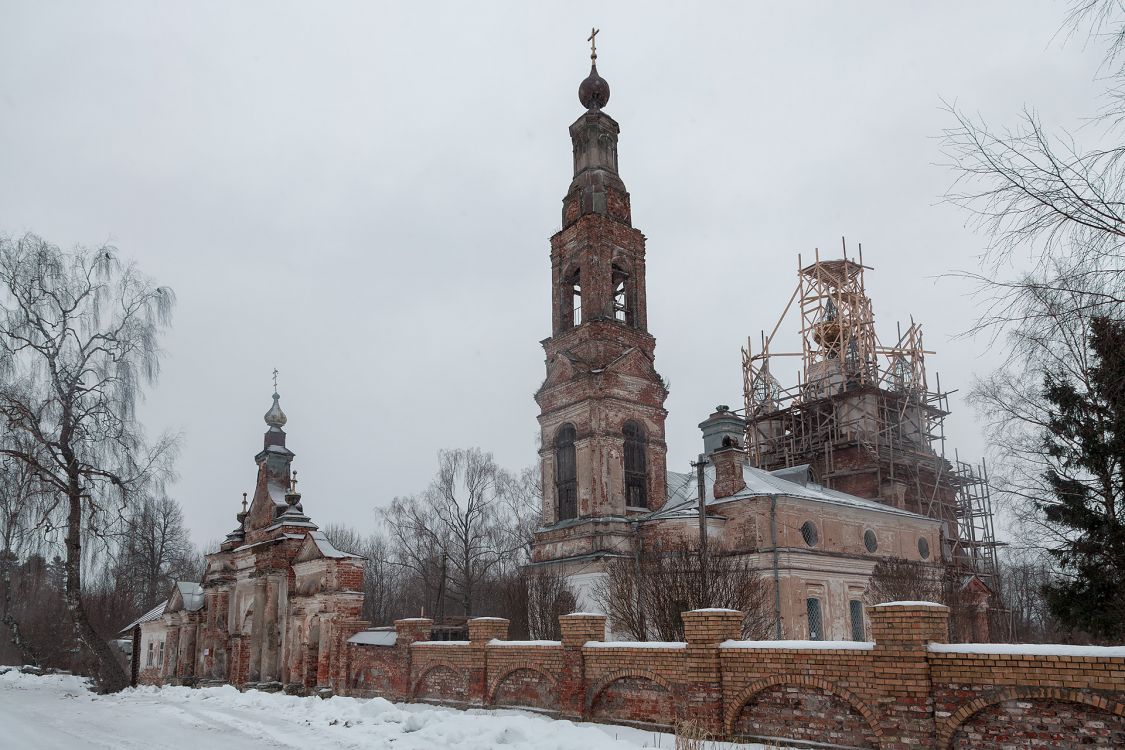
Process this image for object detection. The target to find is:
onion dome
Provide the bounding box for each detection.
[264,392,287,429]
[579,64,610,110]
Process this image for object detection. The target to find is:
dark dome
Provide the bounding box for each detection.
[578,64,610,110]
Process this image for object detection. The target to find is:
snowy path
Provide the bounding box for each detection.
[0,670,787,750]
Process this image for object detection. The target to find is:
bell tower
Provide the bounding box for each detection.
[533,36,669,554]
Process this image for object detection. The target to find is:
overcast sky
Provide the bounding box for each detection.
[0,1,1105,549]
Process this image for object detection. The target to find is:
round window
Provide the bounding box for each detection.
[918,537,930,560]
[800,521,819,547]
[863,529,878,553]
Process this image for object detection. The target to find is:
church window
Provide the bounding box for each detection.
[918,536,930,560]
[800,521,819,547]
[623,420,647,508]
[612,266,633,326]
[849,599,865,641]
[563,270,582,328]
[864,529,878,553]
[806,597,823,640]
[556,424,578,521]
[146,642,153,667]
[157,641,164,667]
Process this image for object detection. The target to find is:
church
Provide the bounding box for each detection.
[125,40,991,691]
[524,50,979,642]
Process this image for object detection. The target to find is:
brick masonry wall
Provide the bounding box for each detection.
[337,606,1125,749]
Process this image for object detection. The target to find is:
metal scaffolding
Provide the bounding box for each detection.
[741,244,1000,584]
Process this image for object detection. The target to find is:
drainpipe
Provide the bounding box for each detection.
[770,494,782,639]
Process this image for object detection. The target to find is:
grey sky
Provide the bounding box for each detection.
[0,1,1104,548]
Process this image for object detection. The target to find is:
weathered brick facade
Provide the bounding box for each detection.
[339,604,1125,749]
[132,393,369,695]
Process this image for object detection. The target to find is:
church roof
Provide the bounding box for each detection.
[651,463,935,522]
[175,581,205,612]
[308,530,362,559]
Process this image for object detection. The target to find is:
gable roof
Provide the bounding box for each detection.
[117,599,168,636]
[295,530,364,563]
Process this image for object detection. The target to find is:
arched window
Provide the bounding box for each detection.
[563,269,582,328]
[612,265,632,326]
[556,424,577,520]
[623,420,647,508]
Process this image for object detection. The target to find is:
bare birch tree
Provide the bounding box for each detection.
[0,233,177,692]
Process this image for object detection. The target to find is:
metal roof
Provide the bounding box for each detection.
[649,463,935,522]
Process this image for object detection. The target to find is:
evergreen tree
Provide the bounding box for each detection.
[1039,317,1125,640]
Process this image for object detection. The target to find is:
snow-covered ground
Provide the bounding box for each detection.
[0,668,792,750]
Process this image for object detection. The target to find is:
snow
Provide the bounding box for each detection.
[584,641,687,650]
[691,608,740,613]
[413,640,470,646]
[721,639,875,651]
[563,612,605,617]
[0,669,798,749]
[928,643,1125,657]
[871,601,944,608]
[489,639,562,647]
[348,630,397,646]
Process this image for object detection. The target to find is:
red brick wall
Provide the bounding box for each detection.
[335,609,1125,749]
[951,698,1125,748]
[589,676,676,727]
[732,684,876,749]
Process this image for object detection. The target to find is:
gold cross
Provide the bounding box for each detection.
[272,367,279,392]
[588,27,599,62]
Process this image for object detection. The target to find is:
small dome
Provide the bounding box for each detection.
[579,64,610,110]
[264,392,287,428]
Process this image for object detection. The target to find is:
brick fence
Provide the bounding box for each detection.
[341,603,1125,749]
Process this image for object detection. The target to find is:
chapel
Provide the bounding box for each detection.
[125,391,366,690]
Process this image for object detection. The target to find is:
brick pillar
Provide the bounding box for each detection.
[868,602,948,749]
[468,617,509,705]
[393,618,434,645]
[711,444,747,499]
[178,621,198,682]
[163,624,180,682]
[682,609,743,733]
[316,614,336,690]
[392,618,432,700]
[559,613,607,718]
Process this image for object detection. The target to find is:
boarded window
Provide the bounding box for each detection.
[623,421,647,508]
[556,424,578,520]
[849,599,865,641]
[806,598,823,640]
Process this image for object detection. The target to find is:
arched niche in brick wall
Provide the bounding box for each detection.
[412,662,469,704]
[941,687,1125,750]
[725,676,879,749]
[586,669,676,728]
[487,667,559,709]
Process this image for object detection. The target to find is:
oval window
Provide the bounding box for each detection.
[864,529,878,553]
[800,521,819,547]
[918,537,930,560]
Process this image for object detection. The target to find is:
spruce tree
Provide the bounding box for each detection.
[1039,316,1125,640]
